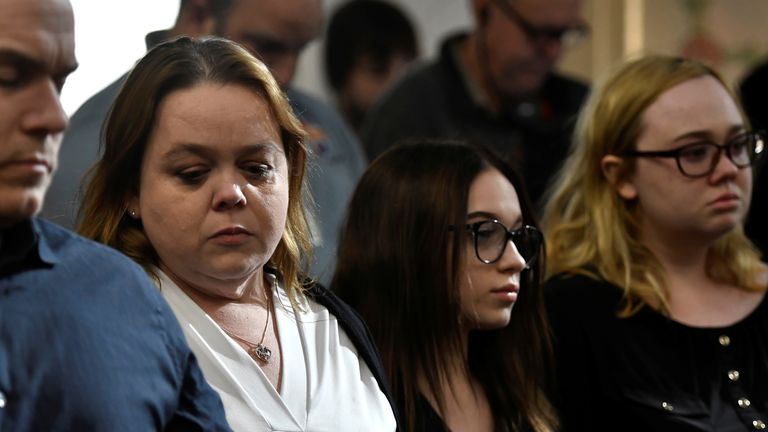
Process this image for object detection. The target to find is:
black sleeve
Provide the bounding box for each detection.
[544,273,621,431]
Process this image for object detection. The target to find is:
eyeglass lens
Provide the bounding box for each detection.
[473,221,541,264]
[678,134,759,176]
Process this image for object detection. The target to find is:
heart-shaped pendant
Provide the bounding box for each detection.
[253,344,272,363]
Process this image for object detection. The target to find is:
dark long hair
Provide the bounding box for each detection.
[78,36,312,303]
[332,140,557,431]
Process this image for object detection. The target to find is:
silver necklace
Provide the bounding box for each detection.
[220,289,273,363]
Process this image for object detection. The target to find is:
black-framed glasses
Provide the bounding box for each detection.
[492,0,589,48]
[621,131,765,178]
[461,220,543,266]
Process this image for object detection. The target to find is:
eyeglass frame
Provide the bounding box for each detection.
[490,0,590,47]
[453,219,543,266]
[620,131,765,178]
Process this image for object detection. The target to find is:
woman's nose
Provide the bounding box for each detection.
[212,182,247,210]
[709,148,741,183]
[499,238,527,272]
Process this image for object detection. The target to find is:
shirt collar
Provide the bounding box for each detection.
[0,218,59,275]
[32,218,59,265]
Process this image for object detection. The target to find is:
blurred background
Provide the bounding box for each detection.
[63,0,768,115]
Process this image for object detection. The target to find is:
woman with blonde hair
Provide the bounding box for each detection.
[542,55,767,430]
[78,36,400,431]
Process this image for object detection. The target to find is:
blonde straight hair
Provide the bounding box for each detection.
[542,55,765,316]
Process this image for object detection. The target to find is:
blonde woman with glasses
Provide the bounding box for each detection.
[542,56,767,431]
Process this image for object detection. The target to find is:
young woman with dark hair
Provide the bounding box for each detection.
[333,140,557,432]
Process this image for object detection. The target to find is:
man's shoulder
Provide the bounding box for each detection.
[34,218,149,280]
[286,87,342,125]
[285,87,364,164]
[378,60,447,108]
[363,60,448,121]
[66,74,128,134]
[379,32,468,107]
[359,60,451,158]
[286,87,325,108]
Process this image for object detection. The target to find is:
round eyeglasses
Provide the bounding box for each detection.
[462,220,543,266]
[621,131,765,178]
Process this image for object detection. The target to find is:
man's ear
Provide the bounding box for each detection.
[601,154,637,200]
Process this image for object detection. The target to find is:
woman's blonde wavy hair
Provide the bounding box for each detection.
[78,37,313,304]
[543,55,765,316]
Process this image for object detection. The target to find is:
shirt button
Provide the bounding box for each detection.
[0,390,5,409]
[753,420,766,430]
[719,335,731,346]
[661,401,674,411]
[728,370,741,381]
[739,398,752,408]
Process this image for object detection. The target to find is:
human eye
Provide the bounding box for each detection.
[473,220,503,245]
[727,134,751,154]
[678,143,713,162]
[242,161,274,181]
[175,166,209,185]
[0,64,22,88]
[474,221,495,236]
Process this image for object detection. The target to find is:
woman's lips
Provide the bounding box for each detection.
[708,192,740,211]
[491,284,520,302]
[209,226,254,245]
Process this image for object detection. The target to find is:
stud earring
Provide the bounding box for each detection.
[129,209,137,218]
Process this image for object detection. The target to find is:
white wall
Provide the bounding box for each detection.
[63,0,179,115]
[64,0,471,115]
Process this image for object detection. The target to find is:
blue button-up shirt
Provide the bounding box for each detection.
[0,218,231,431]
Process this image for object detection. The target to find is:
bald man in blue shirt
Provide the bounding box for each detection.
[0,0,231,430]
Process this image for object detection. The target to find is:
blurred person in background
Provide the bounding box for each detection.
[324,0,419,134]
[361,0,589,205]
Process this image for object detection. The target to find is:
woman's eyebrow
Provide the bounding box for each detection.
[161,142,282,162]
[466,211,497,220]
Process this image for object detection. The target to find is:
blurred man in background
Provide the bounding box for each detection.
[362,0,589,205]
[324,0,419,134]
